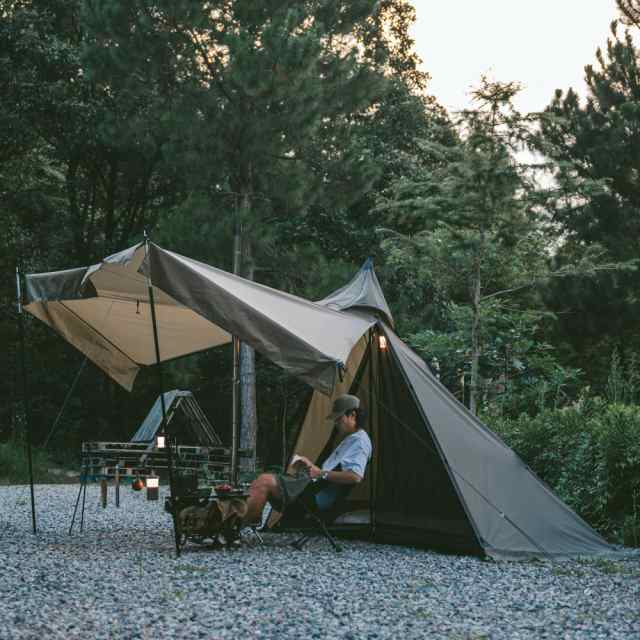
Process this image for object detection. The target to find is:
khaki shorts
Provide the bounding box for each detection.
[270,473,313,512]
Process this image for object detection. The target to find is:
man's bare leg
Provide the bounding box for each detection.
[243,473,282,525]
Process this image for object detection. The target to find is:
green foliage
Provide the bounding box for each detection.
[378,78,552,413]
[534,21,640,385]
[605,348,640,405]
[489,398,640,546]
[0,432,57,485]
[408,301,582,416]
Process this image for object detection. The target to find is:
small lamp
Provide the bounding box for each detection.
[430,357,441,380]
[378,335,388,351]
[146,476,159,501]
[156,434,166,449]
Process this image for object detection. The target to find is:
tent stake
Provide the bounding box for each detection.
[144,235,181,557]
[16,266,37,534]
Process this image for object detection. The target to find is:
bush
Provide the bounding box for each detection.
[486,398,640,546]
[0,435,56,484]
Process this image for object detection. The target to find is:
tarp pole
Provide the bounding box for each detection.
[144,235,181,557]
[281,383,288,471]
[16,266,37,534]
[231,336,240,485]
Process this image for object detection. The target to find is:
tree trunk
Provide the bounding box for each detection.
[240,239,258,472]
[231,201,242,483]
[469,253,482,415]
[236,181,258,473]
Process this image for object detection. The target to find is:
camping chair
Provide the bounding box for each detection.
[290,479,355,552]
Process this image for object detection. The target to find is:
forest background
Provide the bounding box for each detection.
[2,0,640,546]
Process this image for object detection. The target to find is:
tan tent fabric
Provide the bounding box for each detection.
[25,244,231,390]
[26,300,141,390]
[291,335,369,467]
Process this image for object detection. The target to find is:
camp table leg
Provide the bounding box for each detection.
[100,478,108,508]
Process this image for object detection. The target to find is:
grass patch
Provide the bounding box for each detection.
[175,563,209,574]
[577,557,640,575]
[551,566,587,578]
[553,558,640,577]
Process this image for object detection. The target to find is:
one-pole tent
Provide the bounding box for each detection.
[22,242,377,547]
[289,259,616,560]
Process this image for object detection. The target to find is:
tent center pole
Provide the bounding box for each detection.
[16,266,37,534]
[369,329,377,538]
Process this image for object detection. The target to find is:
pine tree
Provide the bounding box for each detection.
[380,78,545,413]
[83,0,388,468]
[617,0,640,28]
[534,21,640,383]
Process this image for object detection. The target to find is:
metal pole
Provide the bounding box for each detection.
[144,234,181,557]
[231,336,240,485]
[281,385,288,471]
[370,329,377,538]
[69,470,84,535]
[16,266,37,534]
[79,476,87,532]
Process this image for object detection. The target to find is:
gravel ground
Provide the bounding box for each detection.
[1,484,639,640]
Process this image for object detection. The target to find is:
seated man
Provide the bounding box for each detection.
[243,394,372,526]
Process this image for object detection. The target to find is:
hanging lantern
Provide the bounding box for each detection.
[156,434,166,449]
[378,335,388,351]
[146,476,159,501]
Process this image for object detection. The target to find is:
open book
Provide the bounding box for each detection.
[290,454,305,466]
[289,454,312,476]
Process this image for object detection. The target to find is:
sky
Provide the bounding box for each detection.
[411,1,621,114]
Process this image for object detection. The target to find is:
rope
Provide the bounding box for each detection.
[42,357,88,450]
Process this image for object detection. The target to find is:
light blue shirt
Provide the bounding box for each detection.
[321,429,372,479]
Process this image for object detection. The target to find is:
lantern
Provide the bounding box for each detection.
[378,335,388,351]
[146,476,159,501]
[156,434,166,449]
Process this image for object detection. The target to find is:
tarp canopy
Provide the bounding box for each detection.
[290,264,616,560]
[25,243,375,394]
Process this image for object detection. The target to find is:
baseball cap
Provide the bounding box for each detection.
[326,394,360,421]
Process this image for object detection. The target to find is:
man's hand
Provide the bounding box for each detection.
[307,464,323,479]
[291,455,312,472]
